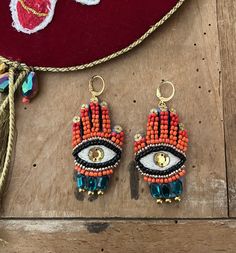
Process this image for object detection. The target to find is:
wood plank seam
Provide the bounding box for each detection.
[215,0,230,218]
[216,0,235,217]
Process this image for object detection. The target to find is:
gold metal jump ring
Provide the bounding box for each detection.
[156,81,175,103]
[89,75,105,98]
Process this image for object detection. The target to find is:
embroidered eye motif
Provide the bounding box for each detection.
[73,138,122,169]
[134,109,188,203]
[135,145,186,175]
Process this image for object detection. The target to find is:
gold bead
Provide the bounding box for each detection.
[78,188,85,193]
[174,196,181,202]
[100,101,108,107]
[88,191,94,196]
[179,123,185,131]
[154,152,170,168]
[134,133,142,142]
[73,116,80,123]
[81,104,88,109]
[0,63,7,74]
[88,147,104,162]
[97,190,104,195]
[150,108,158,114]
[170,108,176,114]
[90,97,99,103]
[165,199,172,203]
[156,199,163,204]
[114,125,123,133]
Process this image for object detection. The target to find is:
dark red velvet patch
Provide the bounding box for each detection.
[0,0,183,68]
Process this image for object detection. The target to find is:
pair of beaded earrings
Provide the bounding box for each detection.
[72,76,188,204]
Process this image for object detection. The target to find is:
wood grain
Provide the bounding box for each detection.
[0,0,227,218]
[1,220,236,253]
[217,0,236,217]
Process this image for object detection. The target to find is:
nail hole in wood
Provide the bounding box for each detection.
[196,68,199,72]
[204,32,206,35]
[194,43,197,46]
[133,100,136,103]
[202,58,205,60]
[209,23,211,26]
[192,165,196,168]
[208,90,211,93]
[199,121,202,124]
[101,249,104,252]
[24,107,27,110]
[198,86,201,89]
[33,164,37,167]
[175,220,178,224]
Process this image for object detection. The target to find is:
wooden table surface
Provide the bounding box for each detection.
[1,0,236,252]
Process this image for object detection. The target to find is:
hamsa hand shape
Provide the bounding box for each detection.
[134,107,188,204]
[72,97,124,196]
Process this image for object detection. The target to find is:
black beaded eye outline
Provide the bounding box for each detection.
[135,144,186,177]
[72,137,122,170]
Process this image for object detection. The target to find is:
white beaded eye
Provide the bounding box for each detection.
[78,145,116,164]
[139,151,181,171]
[73,138,122,169]
[135,145,186,177]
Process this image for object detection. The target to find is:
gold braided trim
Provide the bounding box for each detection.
[18,0,48,17]
[0,0,186,72]
[0,69,29,194]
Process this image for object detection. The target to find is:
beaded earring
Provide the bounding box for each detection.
[72,76,124,197]
[134,81,189,204]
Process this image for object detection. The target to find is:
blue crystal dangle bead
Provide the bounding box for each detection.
[0,63,9,93]
[21,71,38,104]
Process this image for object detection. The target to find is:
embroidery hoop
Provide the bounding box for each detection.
[0,0,185,71]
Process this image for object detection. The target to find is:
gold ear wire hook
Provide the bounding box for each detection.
[156,81,175,110]
[89,75,105,100]
[156,81,175,102]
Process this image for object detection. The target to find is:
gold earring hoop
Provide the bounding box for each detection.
[89,75,105,101]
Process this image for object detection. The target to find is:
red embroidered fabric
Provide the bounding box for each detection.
[0,0,182,68]
[16,0,51,30]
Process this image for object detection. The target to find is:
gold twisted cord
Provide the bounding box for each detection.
[0,69,29,194]
[18,0,48,17]
[0,0,185,72]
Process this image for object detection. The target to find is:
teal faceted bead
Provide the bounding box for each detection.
[86,177,97,191]
[161,184,171,198]
[0,73,9,93]
[149,180,183,199]
[22,72,36,96]
[97,176,109,190]
[171,180,183,196]
[150,183,162,198]
[21,71,38,103]
[77,174,86,189]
